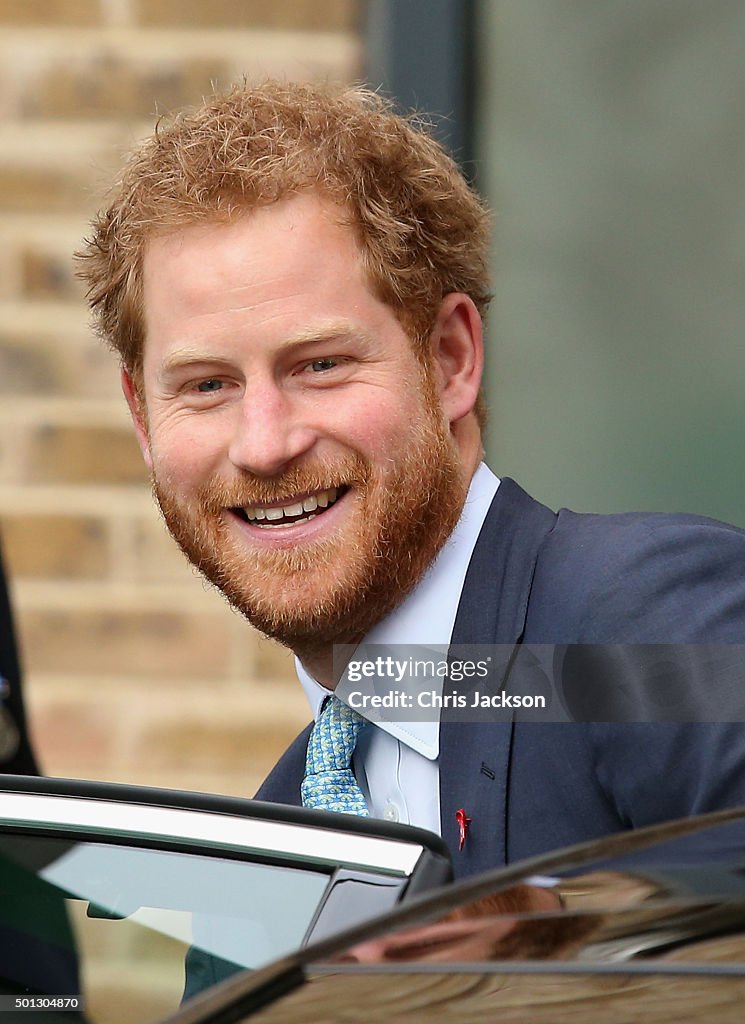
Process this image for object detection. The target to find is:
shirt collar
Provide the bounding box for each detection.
[296,463,500,759]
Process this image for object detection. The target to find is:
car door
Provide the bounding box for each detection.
[0,776,450,1022]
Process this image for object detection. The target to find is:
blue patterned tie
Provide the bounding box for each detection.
[301,696,369,816]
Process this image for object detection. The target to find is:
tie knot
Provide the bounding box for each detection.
[306,695,367,773]
[301,695,369,816]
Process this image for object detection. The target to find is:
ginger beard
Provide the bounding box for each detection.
[150,375,467,659]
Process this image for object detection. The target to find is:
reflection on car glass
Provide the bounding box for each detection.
[0,832,330,1021]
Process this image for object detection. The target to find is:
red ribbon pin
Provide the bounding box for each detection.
[455,808,472,851]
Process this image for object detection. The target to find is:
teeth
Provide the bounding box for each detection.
[256,515,313,529]
[243,488,340,524]
[317,488,337,509]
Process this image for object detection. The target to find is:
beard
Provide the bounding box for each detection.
[151,386,467,660]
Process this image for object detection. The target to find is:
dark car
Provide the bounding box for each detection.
[165,805,745,1024]
[0,776,450,1022]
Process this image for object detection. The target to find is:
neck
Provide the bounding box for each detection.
[296,649,335,689]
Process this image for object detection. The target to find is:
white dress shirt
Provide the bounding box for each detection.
[296,463,500,836]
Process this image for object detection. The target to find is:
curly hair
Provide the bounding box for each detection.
[77,80,491,401]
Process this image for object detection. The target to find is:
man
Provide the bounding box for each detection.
[77,81,745,878]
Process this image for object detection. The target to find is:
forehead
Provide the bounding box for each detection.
[143,192,359,280]
[141,193,375,322]
[139,193,410,365]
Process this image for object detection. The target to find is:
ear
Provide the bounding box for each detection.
[427,293,484,426]
[121,368,153,471]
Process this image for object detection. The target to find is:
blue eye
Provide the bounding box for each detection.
[196,379,223,392]
[309,358,337,372]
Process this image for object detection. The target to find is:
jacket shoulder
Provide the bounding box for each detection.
[525,506,745,642]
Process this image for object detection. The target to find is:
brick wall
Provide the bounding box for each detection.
[0,0,361,797]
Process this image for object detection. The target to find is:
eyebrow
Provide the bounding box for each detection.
[277,322,367,347]
[160,322,370,373]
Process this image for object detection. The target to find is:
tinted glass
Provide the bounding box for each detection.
[0,833,328,1022]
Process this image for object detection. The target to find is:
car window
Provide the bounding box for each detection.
[0,833,329,1022]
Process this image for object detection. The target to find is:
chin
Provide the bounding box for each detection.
[218,573,359,643]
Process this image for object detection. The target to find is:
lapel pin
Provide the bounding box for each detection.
[455,807,472,851]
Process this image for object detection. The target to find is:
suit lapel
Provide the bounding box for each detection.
[440,479,557,874]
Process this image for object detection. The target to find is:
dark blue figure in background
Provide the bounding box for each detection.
[0,541,39,777]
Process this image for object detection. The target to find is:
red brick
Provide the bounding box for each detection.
[20,247,83,302]
[18,607,233,679]
[133,708,307,776]
[30,700,115,776]
[0,334,60,394]
[0,166,92,214]
[135,0,358,31]
[24,56,232,122]
[0,0,100,26]
[24,423,148,485]
[0,331,121,399]
[1,514,108,579]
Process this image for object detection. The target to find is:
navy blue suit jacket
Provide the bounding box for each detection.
[256,479,745,878]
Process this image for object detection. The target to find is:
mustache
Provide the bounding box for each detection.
[177,455,369,513]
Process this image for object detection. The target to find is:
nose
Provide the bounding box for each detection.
[227,380,317,477]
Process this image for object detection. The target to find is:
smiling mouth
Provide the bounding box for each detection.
[231,487,345,529]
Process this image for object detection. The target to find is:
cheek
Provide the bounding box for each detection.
[339,397,421,456]
[148,419,227,490]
